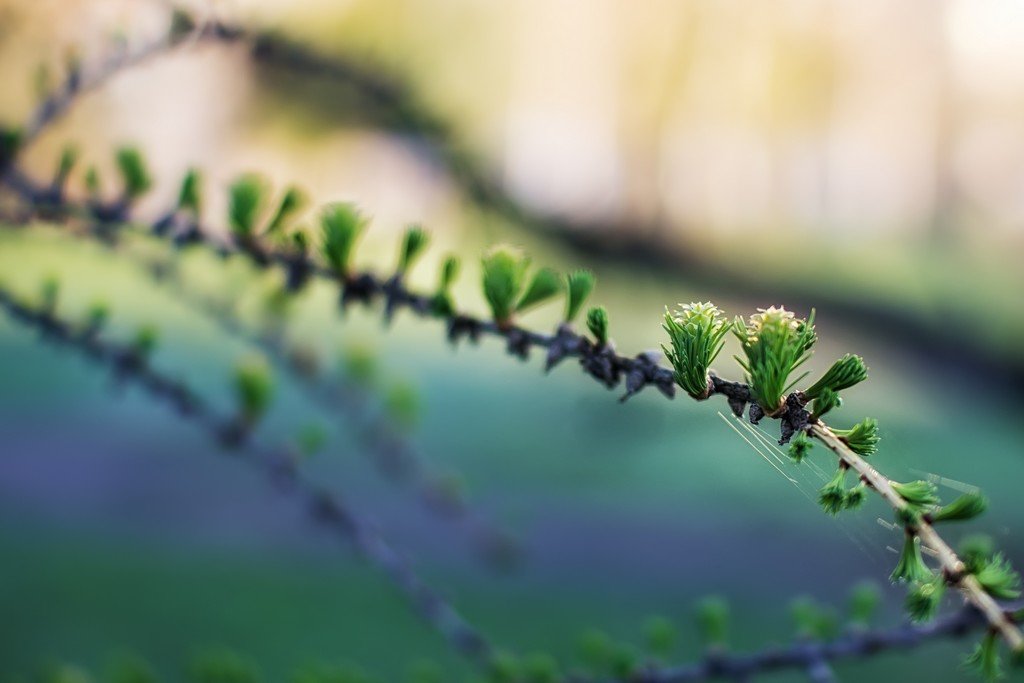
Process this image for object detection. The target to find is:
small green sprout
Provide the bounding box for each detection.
[662,302,730,399]
[228,174,267,239]
[733,306,817,414]
[963,632,1002,682]
[960,535,996,574]
[696,597,729,649]
[832,417,880,456]
[522,652,560,683]
[564,269,595,323]
[132,325,159,359]
[265,185,307,235]
[790,597,838,640]
[586,306,609,347]
[974,554,1021,599]
[891,480,939,509]
[397,225,430,275]
[480,246,562,326]
[177,168,202,217]
[643,615,678,659]
[54,144,79,189]
[843,482,867,510]
[804,354,868,400]
[115,147,152,200]
[320,202,368,280]
[430,254,460,316]
[788,431,813,462]
[609,644,640,679]
[819,467,848,516]
[811,387,842,419]
[847,581,880,628]
[906,575,946,623]
[891,533,932,584]
[234,355,274,426]
[931,491,988,523]
[577,629,613,672]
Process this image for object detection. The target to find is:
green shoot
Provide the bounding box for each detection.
[733,306,817,414]
[177,168,202,216]
[265,185,307,235]
[847,581,880,628]
[812,387,842,419]
[662,302,730,399]
[85,300,109,332]
[398,225,430,275]
[819,467,848,516]
[586,306,609,347]
[319,202,368,280]
[481,245,530,325]
[960,535,996,574]
[788,431,813,462]
[234,355,274,425]
[891,533,932,584]
[891,480,939,508]
[115,147,152,200]
[516,267,563,314]
[643,616,678,659]
[430,255,460,316]
[843,482,867,510]
[804,354,868,399]
[228,174,267,239]
[832,417,880,456]
[695,597,729,649]
[564,269,595,323]
[931,491,988,523]
[906,575,946,623]
[963,631,1002,682]
[974,554,1021,599]
[40,276,59,313]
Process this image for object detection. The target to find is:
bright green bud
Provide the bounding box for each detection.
[804,354,868,399]
[643,615,678,659]
[974,553,1021,600]
[931,491,988,523]
[176,168,202,216]
[733,306,816,414]
[320,202,368,279]
[891,533,932,584]
[586,306,609,347]
[115,147,152,199]
[791,597,838,640]
[398,225,430,274]
[832,417,880,456]
[847,581,880,628]
[662,302,730,399]
[430,254,460,316]
[811,387,842,419]
[906,575,946,623]
[481,245,530,324]
[228,174,267,239]
[960,535,996,574]
[843,482,867,510]
[963,632,1002,682]
[819,468,848,516]
[564,269,595,323]
[696,597,729,649]
[788,431,813,462]
[265,185,307,234]
[516,267,562,314]
[891,480,939,508]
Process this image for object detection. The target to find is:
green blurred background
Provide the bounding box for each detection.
[1,1,1022,681]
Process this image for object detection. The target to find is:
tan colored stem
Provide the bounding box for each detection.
[810,423,1023,653]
